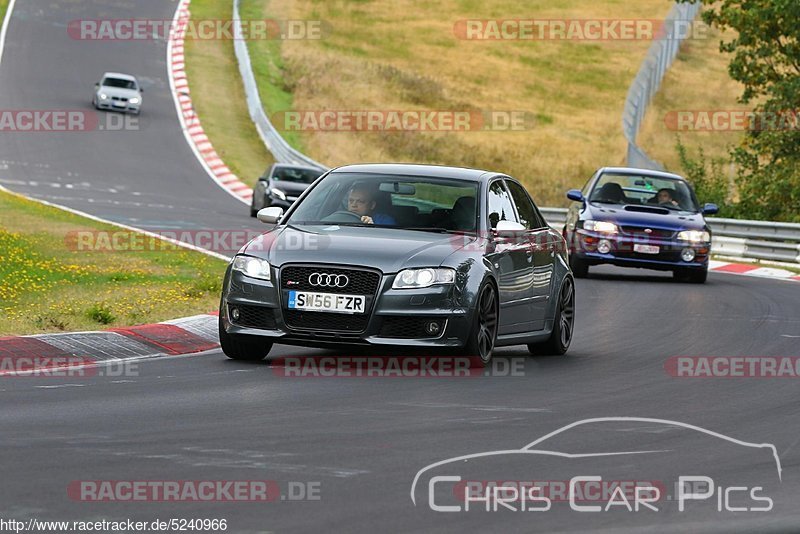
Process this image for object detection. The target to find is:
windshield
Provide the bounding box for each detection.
[102,77,137,90]
[272,167,322,184]
[589,173,700,212]
[285,173,479,232]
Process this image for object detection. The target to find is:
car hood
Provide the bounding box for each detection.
[98,87,140,99]
[585,203,708,231]
[242,224,478,273]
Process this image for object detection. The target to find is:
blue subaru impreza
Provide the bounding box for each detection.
[564,167,718,283]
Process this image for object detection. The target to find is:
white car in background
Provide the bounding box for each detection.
[92,72,143,114]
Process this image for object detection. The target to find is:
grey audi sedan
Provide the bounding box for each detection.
[219,164,575,365]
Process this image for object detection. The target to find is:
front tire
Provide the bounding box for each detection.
[464,282,498,366]
[528,276,575,356]
[218,314,273,361]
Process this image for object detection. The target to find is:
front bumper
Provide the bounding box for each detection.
[96,99,140,113]
[221,268,473,349]
[571,230,710,271]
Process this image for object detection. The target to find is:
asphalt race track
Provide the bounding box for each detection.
[0,0,255,235]
[1,1,800,533]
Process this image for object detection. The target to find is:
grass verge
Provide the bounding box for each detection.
[185,0,743,207]
[184,0,274,185]
[0,190,226,336]
[243,0,675,206]
[637,25,745,174]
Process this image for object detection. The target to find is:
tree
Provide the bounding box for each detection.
[680,0,800,221]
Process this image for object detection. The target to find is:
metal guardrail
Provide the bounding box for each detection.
[539,208,800,264]
[622,2,702,170]
[232,0,328,171]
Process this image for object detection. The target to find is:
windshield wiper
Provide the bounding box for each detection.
[399,227,466,234]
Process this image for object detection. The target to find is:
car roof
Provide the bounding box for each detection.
[331,163,494,182]
[102,72,138,82]
[596,166,686,181]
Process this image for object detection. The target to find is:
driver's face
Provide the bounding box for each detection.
[658,191,672,203]
[347,190,374,216]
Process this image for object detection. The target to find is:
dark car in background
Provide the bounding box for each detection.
[221,164,575,365]
[249,163,324,217]
[563,167,718,283]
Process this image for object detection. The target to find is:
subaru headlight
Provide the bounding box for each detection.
[677,230,710,243]
[232,255,271,281]
[393,268,455,289]
[129,97,140,105]
[270,188,287,201]
[583,220,618,233]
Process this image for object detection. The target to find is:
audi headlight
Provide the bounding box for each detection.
[583,220,618,233]
[129,97,140,105]
[232,255,271,281]
[270,188,287,201]
[677,230,710,243]
[393,268,455,289]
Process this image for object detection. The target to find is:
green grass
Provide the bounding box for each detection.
[240,0,306,152]
[184,0,274,185]
[0,190,227,336]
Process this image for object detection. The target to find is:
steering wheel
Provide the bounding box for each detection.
[321,210,363,223]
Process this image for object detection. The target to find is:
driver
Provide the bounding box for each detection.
[346,184,396,225]
[652,188,679,207]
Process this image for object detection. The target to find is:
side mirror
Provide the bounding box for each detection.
[702,203,719,215]
[567,189,584,202]
[140,87,144,93]
[257,206,283,224]
[494,220,527,237]
[94,82,100,88]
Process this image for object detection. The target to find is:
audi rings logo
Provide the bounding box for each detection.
[308,273,349,288]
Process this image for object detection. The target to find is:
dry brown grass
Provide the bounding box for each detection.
[637,25,746,173]
[248,0,678,205]
[184,0,274,185]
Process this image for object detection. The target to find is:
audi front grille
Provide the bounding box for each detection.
[279,265,382,333]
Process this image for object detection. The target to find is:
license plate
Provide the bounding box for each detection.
[634,244,660,255]
[288,291,365,314]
